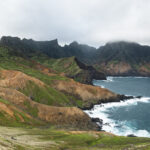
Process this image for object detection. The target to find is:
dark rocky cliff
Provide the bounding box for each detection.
[72,57,106,84]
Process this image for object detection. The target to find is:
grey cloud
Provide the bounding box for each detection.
[0,0,150,47]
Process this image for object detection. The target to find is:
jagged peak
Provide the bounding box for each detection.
[69,41,79,46]
[0,36,21,44]
[49,38,58,44]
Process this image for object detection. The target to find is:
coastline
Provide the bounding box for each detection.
[85,96,150,137]
[81,94,134,110]
[81,94,134,131]
[82,77,145,135]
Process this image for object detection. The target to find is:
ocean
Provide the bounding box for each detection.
[85,77,150,137]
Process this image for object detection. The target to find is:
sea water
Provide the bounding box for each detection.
[85,77,150,137]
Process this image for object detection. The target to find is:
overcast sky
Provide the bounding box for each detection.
[0,0,150,47]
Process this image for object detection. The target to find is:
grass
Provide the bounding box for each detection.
[107,60,120,66]
[145,65,150,71]
[23,101,39,118]
[0,56,84,107]
[0,98,45,127]
[0,57,68,84]
[32,56,82,76]
[0,57,80,107]
[0,98,10,105]
[10,127,150,150]
[0,111,27,127]
[19,81,73,106]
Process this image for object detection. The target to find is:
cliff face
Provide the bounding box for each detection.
[95,62,150,77]
[71,57,106,84]
[95,41,150,76]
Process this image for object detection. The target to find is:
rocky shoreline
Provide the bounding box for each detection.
[82,94,140,131]
[81,94,134,110]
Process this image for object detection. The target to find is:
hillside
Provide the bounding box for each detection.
[33,56,106,84]
[95,41,150,76]
[0,43,120,130]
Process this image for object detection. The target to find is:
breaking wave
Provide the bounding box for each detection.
[85,97,150,137]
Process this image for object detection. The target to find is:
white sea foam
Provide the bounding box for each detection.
[106,76,114,82]
[100,85,105,88]
[84,97,150,137]
[94,76,114,83]
[109,76,149,79]
[92,80,105,88]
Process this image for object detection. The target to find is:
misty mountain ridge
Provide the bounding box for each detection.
[1,36,150,76]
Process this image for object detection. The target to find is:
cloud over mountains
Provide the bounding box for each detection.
[0,0,150,47]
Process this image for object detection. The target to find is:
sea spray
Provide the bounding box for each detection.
[85,97,150,137]
[89,77,150,137]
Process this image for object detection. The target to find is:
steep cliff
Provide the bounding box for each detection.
[95,41,150,76]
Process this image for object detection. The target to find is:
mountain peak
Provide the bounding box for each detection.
[0,36,21,45]
[106,41,139,47]
[69,41,79,46]
[49,39,58,45]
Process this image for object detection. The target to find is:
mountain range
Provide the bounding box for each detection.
[1,36,150,76]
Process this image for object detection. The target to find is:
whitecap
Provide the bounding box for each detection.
[94,76,114,83]
[84,97,150,137]
[106,76,114,82]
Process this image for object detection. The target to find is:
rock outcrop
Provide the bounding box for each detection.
[72,57,106,84]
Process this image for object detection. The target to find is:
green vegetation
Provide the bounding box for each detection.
[0,56,79,107]
[0,55,91,108]
[1,127,150,150]
[0,57,68,84]
[20,81,71,106]
[33,56,82,76]
[108,60,120,65]
[0,98,10,105]
[0,98,45,127]
[23,101,39,118]
[145,65,150,71]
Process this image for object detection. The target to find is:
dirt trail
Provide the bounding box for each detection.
[0,126,57,149]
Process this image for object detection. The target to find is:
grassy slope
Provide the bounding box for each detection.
[32,55,82,76]
[0,51,101,130]
[0,56,79,107]
[0,98,45,127]
[1,127,150,150]
[0,54,99,108]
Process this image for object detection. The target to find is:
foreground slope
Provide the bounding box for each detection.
[1,126,150,150]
